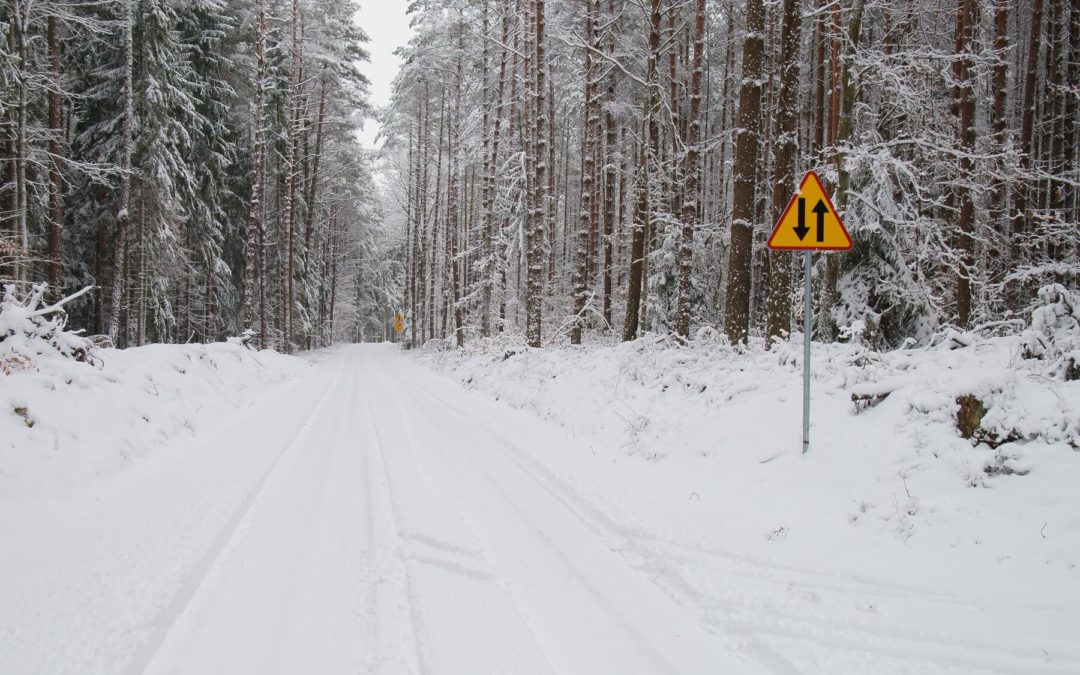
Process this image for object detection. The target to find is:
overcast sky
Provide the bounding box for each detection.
[354,2,413,149]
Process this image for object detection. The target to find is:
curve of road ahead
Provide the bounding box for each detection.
[135,344,768,675]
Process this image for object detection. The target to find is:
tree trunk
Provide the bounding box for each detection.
[572,0,601,344]
[1012,0,1044,272]
[243,0,268,347]
[674,0,706,338]
[765,0,803,341]
[107,0,134,344]
[47,13,64,296]
[449,23,465,347]
[601,0,619,329]
[303,80,326,262]
[986,0,1009,271]
[525,0,548,348]
[623,0,662,342]
[281,0,305,352]
[954,0,978,327]
[822,0,864,339]
[11,0,29,285]
[1065,0,1079,229]
[723,0,766,344]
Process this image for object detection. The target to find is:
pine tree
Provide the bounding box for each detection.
[723,0,766,345]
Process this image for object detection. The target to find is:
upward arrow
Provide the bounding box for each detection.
[813,199,829,242]
[793,198,810,240]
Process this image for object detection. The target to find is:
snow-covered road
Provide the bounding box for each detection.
[138,344,764,674]
[3,344,1077,674]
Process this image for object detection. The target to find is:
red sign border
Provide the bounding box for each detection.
[766,171,852,251]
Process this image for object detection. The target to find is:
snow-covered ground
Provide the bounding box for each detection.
[2,332,1078,674]
[0,342,306,495]
[416,330,1080,673]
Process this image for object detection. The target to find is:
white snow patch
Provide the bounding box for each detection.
[0,341,307,496]
[416,330,1080,622]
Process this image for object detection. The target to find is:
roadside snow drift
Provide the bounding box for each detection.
[1,341,306,495]
[416,328,1080,671]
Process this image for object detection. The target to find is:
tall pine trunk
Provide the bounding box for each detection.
[822,0,864,338]
[107,0,134,344]
[622,0,661,342]
[765,0,802,341]
[674,0,705,338]
[571,0,600,344]
[954,0,978,326]
[723,0,766,344]
[47,13,64,296]
[601,0,619,329]
[525,0,548,348]
[1012,0,1043,285]
[242,0,268,347]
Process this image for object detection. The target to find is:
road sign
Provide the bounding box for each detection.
[393,313,405,334]
[767,171,851,251]
[768,171,851,454]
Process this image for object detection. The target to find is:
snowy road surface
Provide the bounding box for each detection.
[3,344,1077,674]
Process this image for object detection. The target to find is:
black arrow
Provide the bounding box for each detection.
[813,199,829,242]
[793,197,810,240]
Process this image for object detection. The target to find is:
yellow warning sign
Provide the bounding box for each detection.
[767,171,852,251]
[393,313,405,334]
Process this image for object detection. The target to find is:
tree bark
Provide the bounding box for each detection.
[674,0,706,338]
[47,13,64,296]
[525,0,548,348]
[723,0,766,344]
[572,0,601,344]
[242,0,268,347]
[107,0,134,344]
[601,0,619,329]
[622,0,661,342]
[954,0,978,327]
[1012,0,1044,269]
[765,0,803,341]
[822,0,864,339]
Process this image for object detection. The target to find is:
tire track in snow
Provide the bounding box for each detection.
[628,537,1080,674]
[369,348,771,675]
[357,362,554,675]
[126,365,345,675]
[386,348,1079,675]
[358,394,428,674]
[394,355,1016,615]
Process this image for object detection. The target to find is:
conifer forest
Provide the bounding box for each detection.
[2,0,1077,351]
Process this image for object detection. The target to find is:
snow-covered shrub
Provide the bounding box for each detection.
[226,329,257,349]
[0,284,97,374]
[1020,284,1080,381]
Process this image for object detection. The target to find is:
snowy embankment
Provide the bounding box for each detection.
[1,341,306,496]
[1,288,311,674]
[415,301,1080,668]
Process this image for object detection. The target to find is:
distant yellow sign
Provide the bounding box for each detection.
[393,313,405,334]
[767,171,852,251]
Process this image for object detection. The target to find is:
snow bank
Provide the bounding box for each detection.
[421,328,1078,464]
[415,325,1080,604]
[0,341,307,495]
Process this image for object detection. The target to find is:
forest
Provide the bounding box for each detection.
[386,0,1077,350]
[2,0,1078,352]
[1,0,396,350]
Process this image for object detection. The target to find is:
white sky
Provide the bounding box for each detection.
[354,2,413,150]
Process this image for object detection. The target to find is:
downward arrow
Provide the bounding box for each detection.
[793,197,810,241]
[813,199,829,242]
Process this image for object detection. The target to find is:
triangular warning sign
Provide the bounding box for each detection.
[767,171,852,251]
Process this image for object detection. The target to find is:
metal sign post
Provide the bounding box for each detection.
[802,251,811,454]
[767,171,852,454]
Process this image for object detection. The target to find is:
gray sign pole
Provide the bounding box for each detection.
[802,251,812,454]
